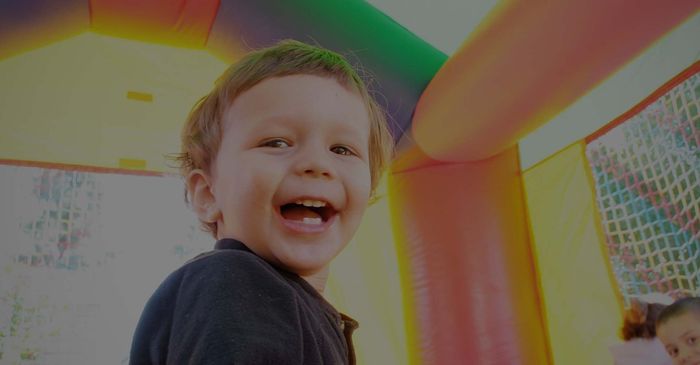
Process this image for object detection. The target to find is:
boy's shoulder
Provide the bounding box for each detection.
[172,239,294,293]
[184,239,267,272]
[131,239,344,364]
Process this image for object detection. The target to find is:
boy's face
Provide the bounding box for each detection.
[657,311,700,365]
[199,74,372,276]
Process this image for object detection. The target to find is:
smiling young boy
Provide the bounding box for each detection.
[656,297,700,365]
[129,40,393,364]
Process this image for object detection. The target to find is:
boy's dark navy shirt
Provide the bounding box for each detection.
[129,239,358,364]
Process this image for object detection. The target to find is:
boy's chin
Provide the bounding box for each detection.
[272,241,343,275]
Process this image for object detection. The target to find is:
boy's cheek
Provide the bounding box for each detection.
[656,331,671,349]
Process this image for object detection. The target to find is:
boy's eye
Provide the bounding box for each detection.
[689,336,697,345]
[260,139,290,148]
[331,145,355,156]
[668,348,678,357]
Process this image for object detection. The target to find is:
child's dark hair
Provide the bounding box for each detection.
[656,297,700,330]
[621,299,667,340]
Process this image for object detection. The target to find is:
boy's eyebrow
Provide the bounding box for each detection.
[333,121,368,137]
[247,115,293,131]
[252,115,369,139]
[681,329,697,338]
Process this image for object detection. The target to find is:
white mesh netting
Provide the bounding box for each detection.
[586,69,700,304]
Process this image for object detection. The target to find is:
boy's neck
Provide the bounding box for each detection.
[301,266,329,294]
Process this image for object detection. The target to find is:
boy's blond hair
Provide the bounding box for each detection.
[174,40,394,237]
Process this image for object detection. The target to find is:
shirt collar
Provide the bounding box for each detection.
[214,238,250,251]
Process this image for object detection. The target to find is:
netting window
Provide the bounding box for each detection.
[0,163,212,363]
[585,66,700,304]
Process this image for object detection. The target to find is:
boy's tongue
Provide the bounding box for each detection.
[281,205,322,221]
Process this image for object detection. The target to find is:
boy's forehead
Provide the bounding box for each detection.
[223,75,370,129]
[659,311,700,335]
[217,75,371,148]
[230,72,344,96]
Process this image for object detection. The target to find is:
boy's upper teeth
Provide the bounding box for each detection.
[295,199,327,207]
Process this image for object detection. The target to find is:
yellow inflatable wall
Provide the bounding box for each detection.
[523,142,623,365]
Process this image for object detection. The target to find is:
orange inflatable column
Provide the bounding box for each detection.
[389,146,549,365]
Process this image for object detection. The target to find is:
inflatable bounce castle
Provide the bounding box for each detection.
[0,1,698,363]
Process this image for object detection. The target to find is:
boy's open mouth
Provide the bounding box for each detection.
[280,199,336,225]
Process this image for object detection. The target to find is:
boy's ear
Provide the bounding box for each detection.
[186,169,221,223]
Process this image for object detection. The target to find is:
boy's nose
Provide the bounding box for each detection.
[295,147,334,179]
[303,167,331,178]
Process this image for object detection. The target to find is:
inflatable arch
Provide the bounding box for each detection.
[1,1,698,364]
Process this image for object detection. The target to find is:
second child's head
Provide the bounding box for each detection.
[621,298,667,341]
[178,40,393,276]
[656,297,700,365]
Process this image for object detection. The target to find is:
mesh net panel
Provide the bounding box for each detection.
[585,70,700,304]
[0,163,212,363]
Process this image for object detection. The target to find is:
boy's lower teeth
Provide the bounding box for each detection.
[301,217,322,225]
